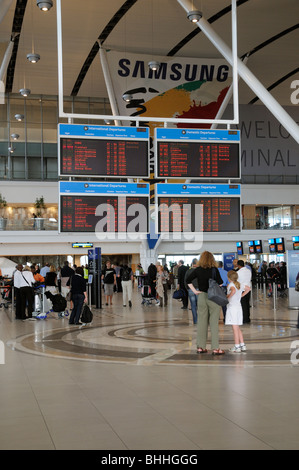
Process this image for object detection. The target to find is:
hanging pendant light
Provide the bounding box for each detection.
[187,10,202,23]
[36,0,53,11]
[19,88,31,97]
[148,61,161,71]
[122,93,133,102]
[27,52,40,63]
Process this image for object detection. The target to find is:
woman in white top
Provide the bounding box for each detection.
[14,266,35,319]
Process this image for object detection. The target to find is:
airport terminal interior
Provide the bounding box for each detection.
[0,0,299,451]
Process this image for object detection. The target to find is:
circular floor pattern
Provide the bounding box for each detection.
[8,317,299,366]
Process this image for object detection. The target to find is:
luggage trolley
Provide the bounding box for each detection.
[33,284,47,318]
[0,283,12,309]
[141,277,157,306]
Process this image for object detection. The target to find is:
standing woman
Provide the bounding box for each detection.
[188,251,225,355]
[156,264,165,307]
[45,265,58,295]
[45,264,58,311]
[68,266,87,325]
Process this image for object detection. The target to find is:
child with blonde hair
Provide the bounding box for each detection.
[225,270,250,352]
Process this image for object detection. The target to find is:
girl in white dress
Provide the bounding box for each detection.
[225,270,249,353]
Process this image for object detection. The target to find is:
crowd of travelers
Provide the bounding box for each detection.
[7,256,289,354]
[11,261,87,324]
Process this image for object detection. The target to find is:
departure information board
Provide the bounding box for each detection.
[156,184,241,233]
[59,182,149,233]
[59,124,149,178]
[155,128,240,179]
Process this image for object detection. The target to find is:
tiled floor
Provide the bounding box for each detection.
[1,285,299,450]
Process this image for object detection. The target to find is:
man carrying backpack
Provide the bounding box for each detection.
[121,264,133,307]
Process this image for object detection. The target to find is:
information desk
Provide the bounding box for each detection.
[155,128,240,179]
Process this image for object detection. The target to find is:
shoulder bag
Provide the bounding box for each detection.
[208,268,229,306]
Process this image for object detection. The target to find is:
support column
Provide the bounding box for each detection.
[99,46,121,126]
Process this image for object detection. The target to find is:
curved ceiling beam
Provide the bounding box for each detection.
[167,0,249,56]
[71,0,138,96]
[249,67,299,104]
[5,0,28,93]
[242,24,299,104]
[241,23,298,59]
[241,23,299,104]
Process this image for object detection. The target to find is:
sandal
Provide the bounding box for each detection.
[212,348,225,355]
[197,348,208,354]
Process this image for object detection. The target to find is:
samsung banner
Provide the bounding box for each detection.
[105,50,232,133]
[287,250,299,309]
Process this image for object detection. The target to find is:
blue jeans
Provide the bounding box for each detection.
[69,293,84,324]
[188,289,198,324]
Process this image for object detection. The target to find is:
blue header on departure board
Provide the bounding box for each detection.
[59,124,149,139]
[59,181,150,195]
[156,183,241,196]
[155,128,240,142]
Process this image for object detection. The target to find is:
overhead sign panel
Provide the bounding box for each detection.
[59,181,150,234]
[58,124,149,178]
[155,128,240,179]
[156,183,241,233]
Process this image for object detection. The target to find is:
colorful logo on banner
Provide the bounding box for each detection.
[106,51,232,134]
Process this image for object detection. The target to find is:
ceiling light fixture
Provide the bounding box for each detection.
[36,0,53,11]
[19,88,31,97]
[122,93,133,102]
[148,61,161,71]
[14,114,24,121]
[27,53,40,63]
[11,134,20,140]
[187,10,202,23]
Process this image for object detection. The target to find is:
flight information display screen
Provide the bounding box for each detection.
[60,195,149,233]
[157,141,240,178]
[155,128,240,179]
[59,124,149,178]
[157,196,240,232]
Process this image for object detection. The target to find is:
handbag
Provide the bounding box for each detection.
[207,268,228,307]
[173,289,186,300]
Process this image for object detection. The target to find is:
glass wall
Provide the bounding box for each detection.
[0,93,111,180]
[245,205,298,230]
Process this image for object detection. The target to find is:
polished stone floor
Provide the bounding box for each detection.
[1,286,299,450]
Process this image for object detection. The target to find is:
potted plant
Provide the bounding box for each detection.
[34,196,46,230]
[0,193,7,230]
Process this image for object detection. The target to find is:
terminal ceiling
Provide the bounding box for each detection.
[0,0,298,107]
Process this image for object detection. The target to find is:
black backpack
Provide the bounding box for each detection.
[81,304,93,324]
[122,268,131,281]
[51,294,67,312]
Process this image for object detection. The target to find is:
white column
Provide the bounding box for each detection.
[99,46,121,126]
